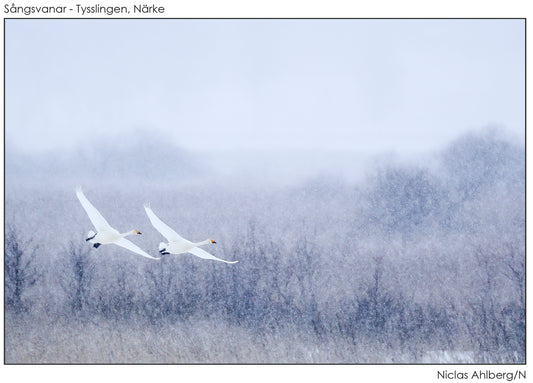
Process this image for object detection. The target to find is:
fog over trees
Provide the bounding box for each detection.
[4,128,524,363]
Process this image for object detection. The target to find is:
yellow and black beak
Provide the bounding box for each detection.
[211,239,216,244]
[136,230,142,235]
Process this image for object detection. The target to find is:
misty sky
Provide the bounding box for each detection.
[5,19,524,154]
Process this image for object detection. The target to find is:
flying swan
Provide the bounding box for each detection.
[144,204,238,264]
[75,187,160,260]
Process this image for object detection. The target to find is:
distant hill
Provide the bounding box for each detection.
[5,134,204,188]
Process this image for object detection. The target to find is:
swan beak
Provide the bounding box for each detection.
[136,230,142,235]
[211,239,216,244]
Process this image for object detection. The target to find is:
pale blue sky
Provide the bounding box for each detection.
[5,19,525,154]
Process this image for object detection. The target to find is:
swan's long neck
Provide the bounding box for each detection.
[195,239,213,246]
[120,229,139,238]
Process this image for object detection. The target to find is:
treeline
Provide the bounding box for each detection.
[5,129,524,363]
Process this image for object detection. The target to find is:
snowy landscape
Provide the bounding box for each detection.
[5,128,525,363]
[4,19,524,364]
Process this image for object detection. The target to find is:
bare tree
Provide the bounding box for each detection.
[500,242,525,308]
[5,225,41,313]
[58,241,94,314]
[143,256,183,322]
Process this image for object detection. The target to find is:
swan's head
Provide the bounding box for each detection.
[210,239,216,244]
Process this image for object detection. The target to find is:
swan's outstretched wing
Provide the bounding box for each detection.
[76,187,112,231]
[188,247,238,264]
[114,238,160,260]
[144,204,186,243]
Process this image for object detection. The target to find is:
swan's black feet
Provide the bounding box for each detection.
[162,251,170,255]
[86,233,97,241]
[159,248,170,255]
[93,243,101,249]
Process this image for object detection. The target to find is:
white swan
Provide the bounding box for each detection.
[76,187,159,260]
[144,204,238,264]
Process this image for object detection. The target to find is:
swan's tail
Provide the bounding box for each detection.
[158,242,167,251]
